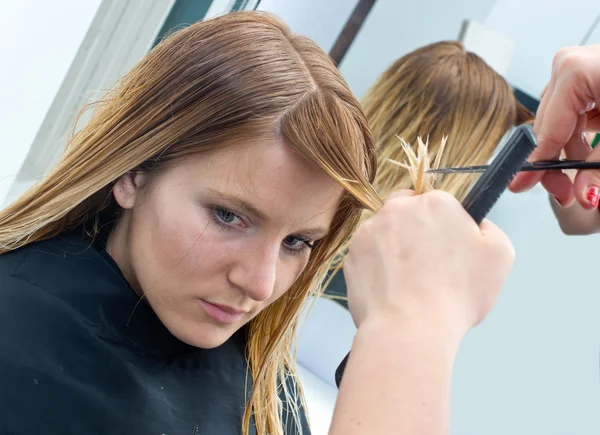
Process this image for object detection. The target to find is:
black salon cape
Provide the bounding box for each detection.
[0,230,310,434]
[323,271,350,388]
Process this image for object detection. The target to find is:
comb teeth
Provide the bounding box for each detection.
[462,124,537,224]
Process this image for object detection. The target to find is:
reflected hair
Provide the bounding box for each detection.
[366,41,533,202]
[0,12,381,435]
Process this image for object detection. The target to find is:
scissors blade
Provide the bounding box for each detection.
[427,160,600,174]
[426,165,489,174]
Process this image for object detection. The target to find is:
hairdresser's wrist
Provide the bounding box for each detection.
[332,307,460,435]
[357,305,467,353]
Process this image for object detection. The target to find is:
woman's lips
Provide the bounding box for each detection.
[198,299,248,324]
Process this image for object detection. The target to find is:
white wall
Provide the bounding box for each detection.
[452,187,600,434]
[484,0,600,97]
[0,0,101,203]
[258,0,358,54]
[339,0,600,100]
[585,15,600,44]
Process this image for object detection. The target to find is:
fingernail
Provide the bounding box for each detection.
[553,195,564,207]
[580,101,597,114]
[582,131,590,146]
[586,186,600,207]
[586,101,597,112]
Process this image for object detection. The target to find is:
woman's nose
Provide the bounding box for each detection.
[227,242,279,302]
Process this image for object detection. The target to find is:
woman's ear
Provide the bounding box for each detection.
[113,171,146,209]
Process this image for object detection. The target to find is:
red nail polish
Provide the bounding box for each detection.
[553,195,564,207]
[586,186,600,207]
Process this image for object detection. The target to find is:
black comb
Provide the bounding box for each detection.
[334,124,538,388]
[462,123,537,223]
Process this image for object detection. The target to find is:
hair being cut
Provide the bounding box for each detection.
[326,40,533,289]
[0,12,381,434]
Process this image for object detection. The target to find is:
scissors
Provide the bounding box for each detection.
[427,159,600,174]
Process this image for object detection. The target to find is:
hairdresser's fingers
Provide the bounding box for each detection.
[511,49,598,193]
[540,114,590,205]
[541,171,576,207]
[564,114,592,160]
[586,108,600,132]
[538,51,598,157]
[533,72,557,139]
[566,113,600,209]
[510,90,572,192]
[509,65,557,193]
[572,144,600,209]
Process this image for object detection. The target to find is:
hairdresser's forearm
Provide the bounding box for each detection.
[329,314,463,435]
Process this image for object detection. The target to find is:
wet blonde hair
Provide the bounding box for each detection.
[327,40,533,286]
[0,12,381,434]
[366,40,533,202]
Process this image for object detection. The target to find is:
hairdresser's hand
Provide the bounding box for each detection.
[332,191,513,435]
[510,45,600,209]
[344,190,514,337]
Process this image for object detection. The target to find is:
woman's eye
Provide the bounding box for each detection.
[283,235,314,253]
[212,207,244,228]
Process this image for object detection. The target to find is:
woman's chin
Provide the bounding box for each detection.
[172,320,237,349]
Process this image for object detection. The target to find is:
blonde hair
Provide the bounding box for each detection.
[327,41,533,287]
[366,41,533,202]
[0,12,381,434]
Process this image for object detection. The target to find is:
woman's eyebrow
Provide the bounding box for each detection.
[207,188,267,220]
[295,227,328,239]
[207,188,329,238]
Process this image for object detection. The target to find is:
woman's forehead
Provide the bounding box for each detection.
[168,138,344,231]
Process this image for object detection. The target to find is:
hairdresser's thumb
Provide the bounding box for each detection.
[573,146,600,209]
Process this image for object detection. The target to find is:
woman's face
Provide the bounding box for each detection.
[109,138,343,349]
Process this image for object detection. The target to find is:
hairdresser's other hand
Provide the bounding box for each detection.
[344,190,514,337]
[510,45,600,208]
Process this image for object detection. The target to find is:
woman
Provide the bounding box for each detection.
[325,41,533,303]
[0,11,381,435]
